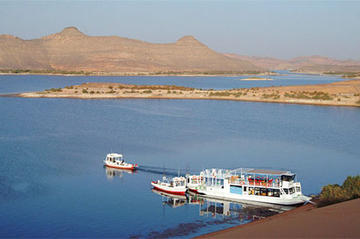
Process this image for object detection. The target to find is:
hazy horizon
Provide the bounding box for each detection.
[1,0,359,60]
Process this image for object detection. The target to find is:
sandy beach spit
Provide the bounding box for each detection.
[15,79,360,107]
[239,77,273,81]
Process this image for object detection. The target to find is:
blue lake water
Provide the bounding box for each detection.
[0,73,359,237]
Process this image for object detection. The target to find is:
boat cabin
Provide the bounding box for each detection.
[200,168,303,199]
[106,153,124,163]
[170,177,186,187]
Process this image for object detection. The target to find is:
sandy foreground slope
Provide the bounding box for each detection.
[197,198,360,238]
[17,79,360,107]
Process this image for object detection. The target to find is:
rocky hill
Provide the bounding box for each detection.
[0,27,263,74]
[225,54,360,73]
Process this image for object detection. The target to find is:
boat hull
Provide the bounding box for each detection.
[197,188,309,206]
[151,182,186,195]
[104,161,137,170]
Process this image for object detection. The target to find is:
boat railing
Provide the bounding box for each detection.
[229,178,281,188]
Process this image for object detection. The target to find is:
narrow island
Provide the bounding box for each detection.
[16,79,360,107]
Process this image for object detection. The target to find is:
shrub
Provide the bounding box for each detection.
[284,91,333,100]
[143,90,152,94]
[82,89,88,94]
[46,88,62,92]
[209,92,231,97]
[262,93,280,99]
[319,175,360,207]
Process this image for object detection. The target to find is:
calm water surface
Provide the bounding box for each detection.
[0,74,359,237]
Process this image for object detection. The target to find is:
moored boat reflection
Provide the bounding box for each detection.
[104,166,136,180]
[152,189,294,220]
[152,189,188,208]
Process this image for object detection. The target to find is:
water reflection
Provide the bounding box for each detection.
[152,189,188,208]
[152,188,293,220]
[104,166,136,180]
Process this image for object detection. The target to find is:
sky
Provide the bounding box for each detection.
[0,0,359,60]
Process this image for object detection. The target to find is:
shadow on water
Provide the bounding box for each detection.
[137,188,293,239]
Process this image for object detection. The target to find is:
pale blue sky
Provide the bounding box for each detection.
[0,0,359,60]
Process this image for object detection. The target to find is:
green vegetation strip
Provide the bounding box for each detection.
[319,175,360,207]
[284,91,333,100]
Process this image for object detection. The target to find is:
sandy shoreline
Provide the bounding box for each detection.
[12,79,360,107]
[0,72,275,77]
[239,77,273,81]
[196,198,360,238]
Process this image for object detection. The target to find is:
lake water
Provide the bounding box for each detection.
[0,73,359,238]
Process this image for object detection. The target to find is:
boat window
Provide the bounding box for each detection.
[244,186,247,192]
[296,186,301,192]
[217,179,224,186]
[260,188,267,196]
[283,188,289,194]
[289,187,295,194]
[273,189,280,197]
[281,175,295,182]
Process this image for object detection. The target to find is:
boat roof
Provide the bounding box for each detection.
[246,169,293,176]
[107,153,123,158]
[172,176,186,181]
[229,168,295,176]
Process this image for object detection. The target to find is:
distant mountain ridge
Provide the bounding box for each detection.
[225,54,360,73]
[0,27,263,74]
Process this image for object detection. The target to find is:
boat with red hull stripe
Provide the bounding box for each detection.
[104,153,138,171]
[151,177,186,196]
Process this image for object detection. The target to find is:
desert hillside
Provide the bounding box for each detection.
[0,27,262,74]
[226,54,360,73]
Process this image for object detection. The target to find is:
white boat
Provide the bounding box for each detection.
[188,168,311,206]
[103,153,138,170]
[186,174,203,193]
[151,176,186,195]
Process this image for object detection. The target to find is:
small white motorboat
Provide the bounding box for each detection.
[186,174,204,193]
[104,153,138,170]
[151,176,187,195]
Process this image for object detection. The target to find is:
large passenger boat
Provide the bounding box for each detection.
[187,168,310,205]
